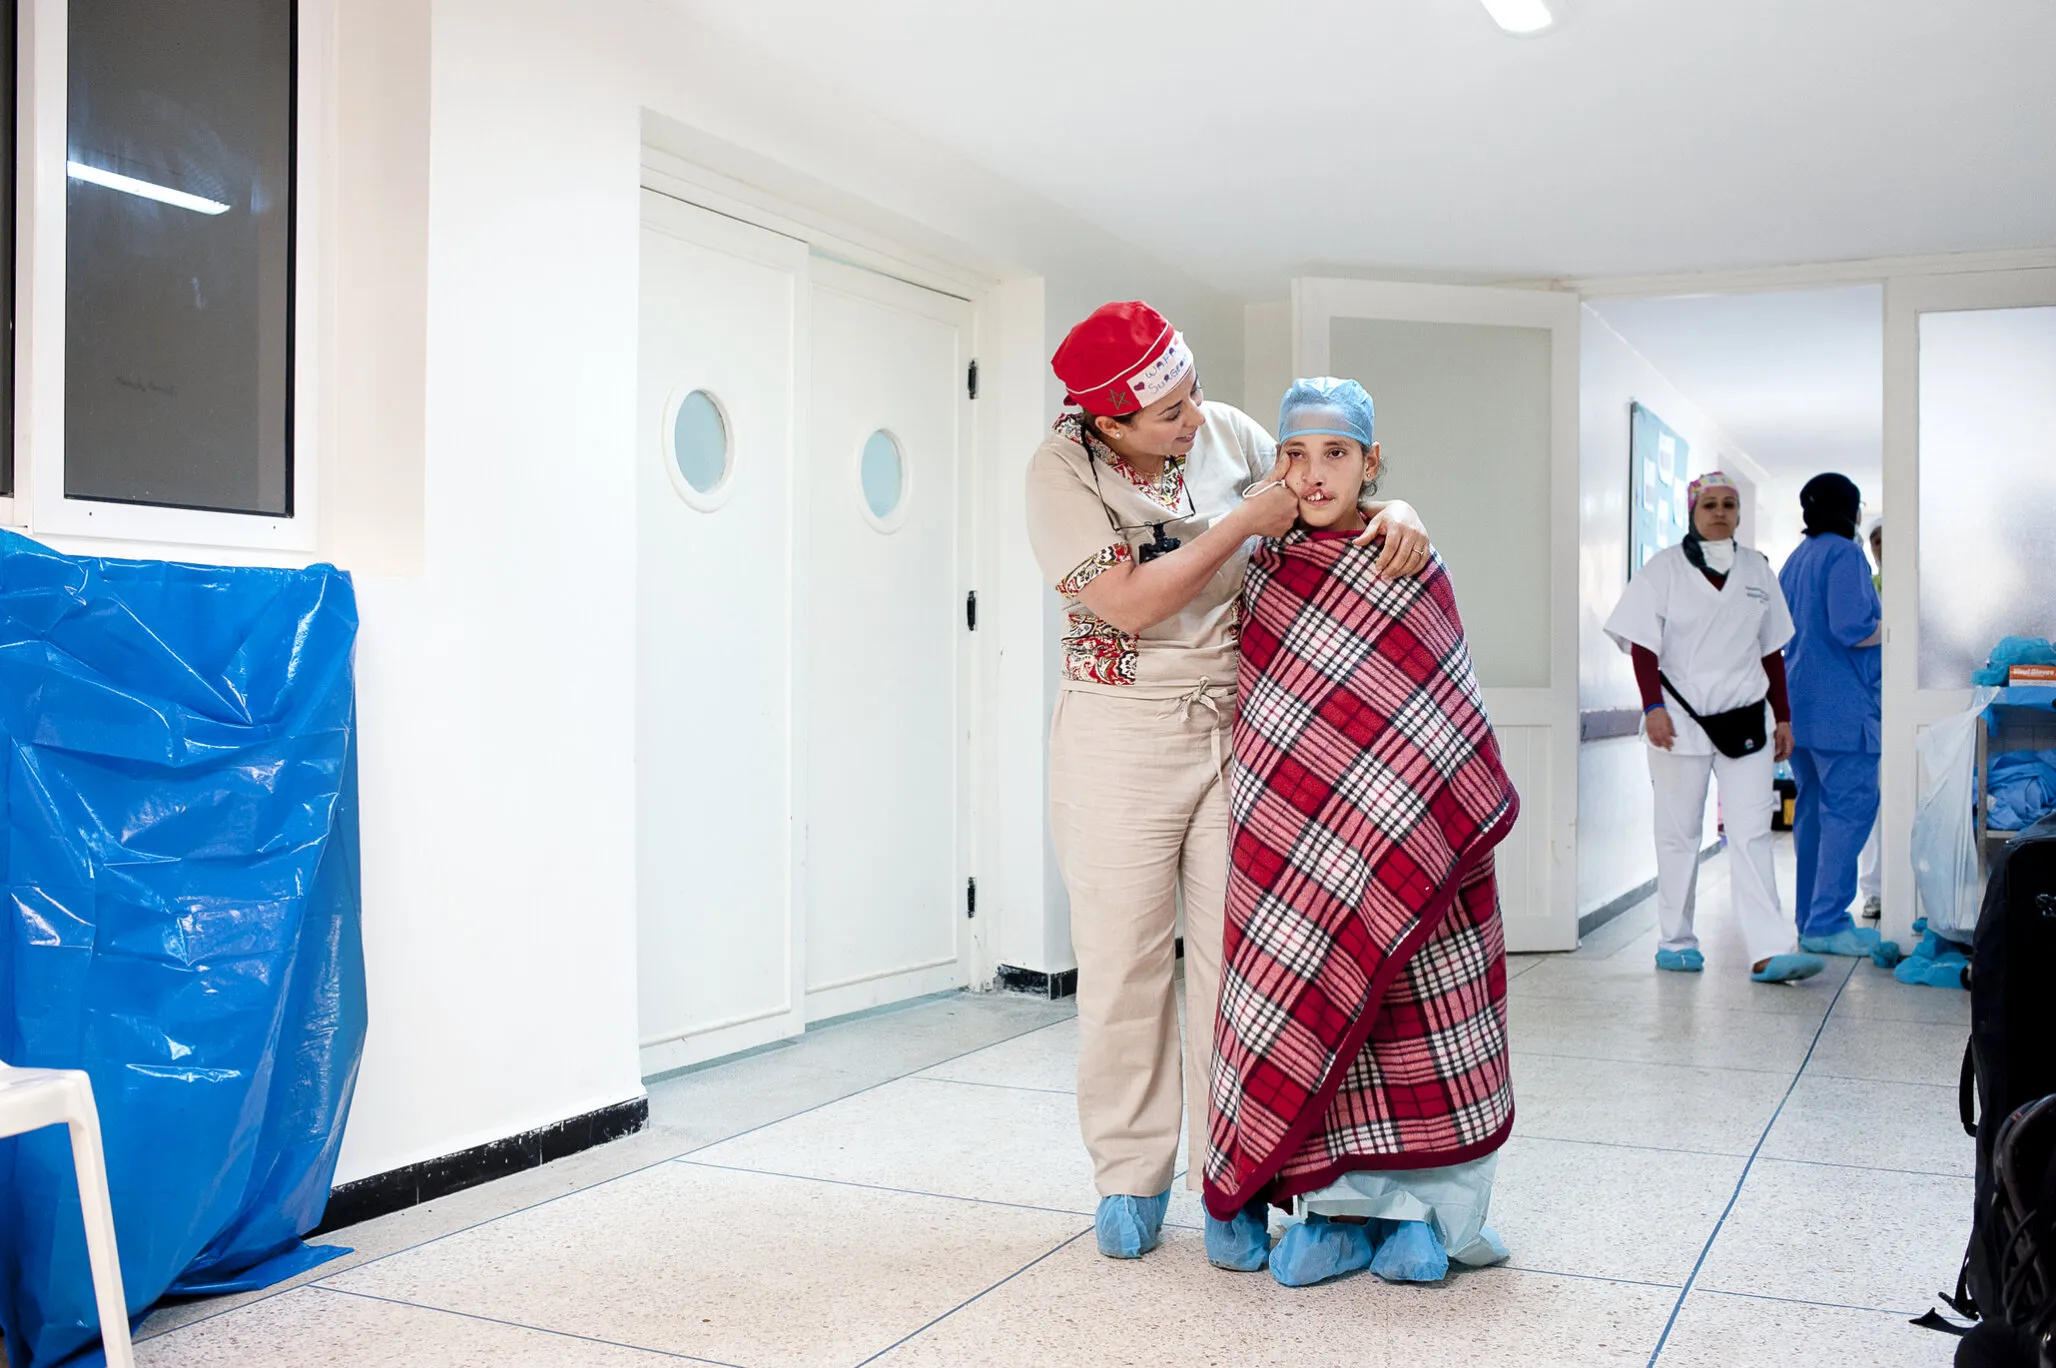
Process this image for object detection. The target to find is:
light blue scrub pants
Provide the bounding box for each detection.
[1790,746,1880,939]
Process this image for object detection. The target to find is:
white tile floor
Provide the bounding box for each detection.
[129,842,1973,1367]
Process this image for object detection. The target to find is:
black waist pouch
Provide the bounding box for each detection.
[1658,671,1768,760]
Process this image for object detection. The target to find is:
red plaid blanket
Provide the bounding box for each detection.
[1203,531,1518,1220]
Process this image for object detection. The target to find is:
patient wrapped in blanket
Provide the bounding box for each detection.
[1203,379,1518,1287]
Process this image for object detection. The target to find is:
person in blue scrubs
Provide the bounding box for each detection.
[1777,474,1892,958]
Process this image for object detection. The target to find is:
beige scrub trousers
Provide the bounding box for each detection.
[1024,402,1274,1198]
[1051,682,1233,1197]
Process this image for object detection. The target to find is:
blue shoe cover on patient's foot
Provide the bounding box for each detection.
[1751,953,1826,984]
[1370,1219,1450,1283]
[1095,1191,1170,1259]
[1654,948,1704,973]
[1799,926,1885,958]
[1270,1215,1376,1287]
[1205,1202,1271,1271]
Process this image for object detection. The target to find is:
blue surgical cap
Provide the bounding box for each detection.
[1278,376,1375,449]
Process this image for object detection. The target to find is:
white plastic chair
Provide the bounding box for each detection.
[0,1063,136,1368]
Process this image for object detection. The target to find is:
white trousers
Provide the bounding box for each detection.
[1858,815,1882,900]
[1648,745,1793,965]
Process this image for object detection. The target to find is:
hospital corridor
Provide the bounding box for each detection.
[2,2,2054,1367]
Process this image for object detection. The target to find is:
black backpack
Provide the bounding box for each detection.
[1939,814,2056,1355]
[1954,1095,2056,1367]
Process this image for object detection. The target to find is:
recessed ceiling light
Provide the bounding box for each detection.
[1479,0,1553,34]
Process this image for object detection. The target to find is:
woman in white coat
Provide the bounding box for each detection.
[1604,473,1826,985]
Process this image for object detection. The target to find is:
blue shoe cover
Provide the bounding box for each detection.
[1799,927,1884,958]
[1869,941,1903,969]
[1370,1219,1450,1283]
[1270,1215,1376,1287]
[1654,948,1704,973]
[1205,1202,1271,1271]
[1751,953,1826,984]
[1894,954,1969,990]
[1094,1191,1170,1259]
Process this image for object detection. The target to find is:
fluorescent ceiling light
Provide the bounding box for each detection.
[1479,0,1553,33]
[66,160,230,215]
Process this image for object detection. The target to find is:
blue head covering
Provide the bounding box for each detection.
[1278,376,1375,448]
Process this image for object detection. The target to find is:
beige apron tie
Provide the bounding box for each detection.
[1164,677,1231,779]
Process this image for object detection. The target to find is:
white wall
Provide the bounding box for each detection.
[1242,301,1293,435]
[333,0,1241,1182]
[1577,308,1762,918]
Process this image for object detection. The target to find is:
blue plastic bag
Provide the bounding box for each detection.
[0,530,364,1367]
[1988,749,2056,832]
[1971,636,2056,686]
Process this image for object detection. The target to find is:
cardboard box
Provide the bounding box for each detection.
[2009,664,2056,683]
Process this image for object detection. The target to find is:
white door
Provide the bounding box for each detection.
[636,190,808,1076]
[802,259,974,1019]
[1294,278,1582,952]
[1881,266,2056,949]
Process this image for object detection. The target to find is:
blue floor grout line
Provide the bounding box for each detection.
[1694,1286,1928,1318]
[1761,1154,1973,1183]
[1643,956,1859,1367]
[1501,1266,1686,1292]
[1510,1133,1759,1161]
[313,1285,750,1366]
[1510,1047,1801,1077]
[1507,990,1841,1022]
[904,1074,1075,1098]
[671,1157,1101,1223]
[849,1230,1092,1367]
[673,1017,1078,1162]
[134,1005,1080,1346]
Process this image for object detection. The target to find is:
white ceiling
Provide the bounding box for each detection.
[1588,286,1883,496]
[668,0,2056,297]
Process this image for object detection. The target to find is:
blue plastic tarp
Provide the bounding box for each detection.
[0,530,365,1367]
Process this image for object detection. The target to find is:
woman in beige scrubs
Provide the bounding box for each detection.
[1024,301,1430,1260]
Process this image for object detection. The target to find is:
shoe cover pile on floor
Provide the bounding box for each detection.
[1892,918,1971,990]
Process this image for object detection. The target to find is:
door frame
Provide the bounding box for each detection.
[1880,266,2056,949]
[636,151,1000,1069]
[1569,246,2056,948]
[1293,277,1583,951]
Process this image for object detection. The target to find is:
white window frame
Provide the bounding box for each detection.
[9,0,324,552]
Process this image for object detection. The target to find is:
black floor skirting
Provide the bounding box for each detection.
[315,1097,649,1236]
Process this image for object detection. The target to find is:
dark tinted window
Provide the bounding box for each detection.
[64,0,294,515]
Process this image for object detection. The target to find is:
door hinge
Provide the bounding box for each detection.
[966,877,977,919]
[965,590,978,631]
[967,358,979,400]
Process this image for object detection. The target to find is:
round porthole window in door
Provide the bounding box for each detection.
[859,429,906,531]
[666,387,734,511]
